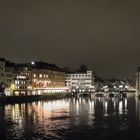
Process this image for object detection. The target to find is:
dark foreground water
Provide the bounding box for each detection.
[0,93,140,140]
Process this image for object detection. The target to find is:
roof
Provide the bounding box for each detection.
[0,58,6,62]
[137,67,140,72]
[0,58,65,72]
[66,70,92,74]
[31,61,63,72]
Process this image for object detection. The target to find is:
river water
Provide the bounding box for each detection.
[0,93,140,140]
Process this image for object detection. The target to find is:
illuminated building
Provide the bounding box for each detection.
[0,58,67,96]
[31,61,66,94]
[136,67,140,96]
[13,64,32,96]
[12,61,67,95]
[0,58,14,92]
[65,70,95,92]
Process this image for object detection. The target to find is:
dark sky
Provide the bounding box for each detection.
[0,0,140,79]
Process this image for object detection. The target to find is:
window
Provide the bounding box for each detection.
[39,74,42,78]
[33,74,36,78]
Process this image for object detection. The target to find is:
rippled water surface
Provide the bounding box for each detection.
[1,93,140,140]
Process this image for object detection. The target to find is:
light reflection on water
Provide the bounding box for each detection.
[0,93,140,139]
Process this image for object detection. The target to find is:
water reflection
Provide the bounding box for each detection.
[0,93,140,139]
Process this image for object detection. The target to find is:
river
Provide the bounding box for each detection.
[0,93,140,140]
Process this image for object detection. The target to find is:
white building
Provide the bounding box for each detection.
[65,70,95,92]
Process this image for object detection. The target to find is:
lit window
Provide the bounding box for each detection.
[39,74,42,78]
[33,74,36,78]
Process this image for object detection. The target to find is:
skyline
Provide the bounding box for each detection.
[0,0,140,79]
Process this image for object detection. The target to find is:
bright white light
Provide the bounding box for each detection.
[73,89,76,92]
[31,61,35,65]
[39,74,42,78]
[17,76,26,79]
[114,86,116,89]
[119,101,123,114]
[119,85,123,88]
[5,88,10,96]
[125,86,128,89]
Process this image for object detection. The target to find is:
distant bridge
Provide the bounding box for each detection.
[71,91,91,98]
[70,90,136,98]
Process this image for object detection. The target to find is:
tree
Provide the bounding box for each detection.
[78,65,88,72]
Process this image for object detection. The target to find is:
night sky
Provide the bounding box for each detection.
[0,0,140,79]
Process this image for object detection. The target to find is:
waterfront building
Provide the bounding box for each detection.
[65,70,95,92]
[136,67,140,96]
[31,61,67,94]
[4,62,15,87]
[0,58,14,86]
[13,62,67,95]
[0,58,67,96]
[0,58,6,84]
[13,64,32,96]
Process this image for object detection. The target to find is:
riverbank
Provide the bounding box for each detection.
[0,93,70,104]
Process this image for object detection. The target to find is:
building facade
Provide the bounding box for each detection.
[0,58,6,84]
[13,64,32,96]
[0,58,14,86]
[136,67,140,96]
[0,58,67,96]
[65,70,95,92]
[31,62,66,94]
